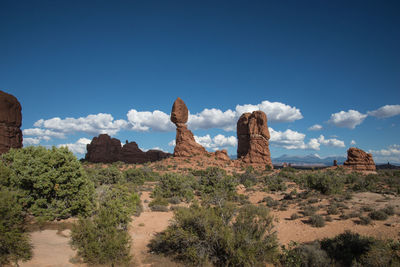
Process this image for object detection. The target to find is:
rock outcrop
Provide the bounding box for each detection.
[171,97,207,157]
[237,111,272,167]
[85,134,171,163]
[0,90,23,154]
[343,147,376,171]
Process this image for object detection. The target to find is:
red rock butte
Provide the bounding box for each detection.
[170,97,230,160]
[85,134,171,163]
[0,90,23,154]
[343,147,376,171]
[237,110,273,168]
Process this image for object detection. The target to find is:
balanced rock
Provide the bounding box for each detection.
[237,111,272,167]
[171,98,207,157]
[343,147,376,171]
[0,90,23,154]
[85,134,171,163]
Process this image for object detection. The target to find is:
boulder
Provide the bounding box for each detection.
[343,147,376,171]
[237,111,272,167]
[0,90,23,154]
[171,97,188,124]
[85,134,171,163]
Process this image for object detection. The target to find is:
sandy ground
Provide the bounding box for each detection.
[19,229,84,267]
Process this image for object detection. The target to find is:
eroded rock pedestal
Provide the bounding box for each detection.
[0,90,23,154]
[237,111,272,168]
[343,147,376,171]
[170,97,230,160]
[85,134,171,163]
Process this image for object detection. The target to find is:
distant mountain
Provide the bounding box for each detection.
[272,154,346,166]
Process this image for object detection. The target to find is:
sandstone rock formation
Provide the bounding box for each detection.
[343,147,376,171]
[0,90,23,154]
[85,134,171,163]
[237,111,272,167]
[171,97,207,157]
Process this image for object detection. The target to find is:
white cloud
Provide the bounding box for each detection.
[23,128,66,139]
[23,137,40,146]
[350,140,356,145]
[269,128,319,150]
[168,134,237,151]
[194,134,237,151]
[367,105,400,118]
[369,145,400,163]
[58,138,92,155]
[235,100,303,123]
[126,109,174,132]
[188,108,236,131]
[328,110,367,129]
[308,124,323,131]
[316,135,345,148]
[34,113,128,136]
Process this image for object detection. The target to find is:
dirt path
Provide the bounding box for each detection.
[20,229,83,267]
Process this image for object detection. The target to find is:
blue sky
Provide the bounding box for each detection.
[1,0,399,163]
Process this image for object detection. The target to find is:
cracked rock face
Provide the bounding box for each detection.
[237,110,272,167]
[170,97,207,157]
[343,147,376,171]
[0,90,23,154]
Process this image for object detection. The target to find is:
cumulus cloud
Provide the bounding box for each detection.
[34,113,128,136]
[308,124,323,131]
[369,145,400,163]
[316,135,345,148]
[58,138,92,155]
[169,134,237,151]
[269,128,320,150]
[23,128,66,140]
[126,109,174,132]
[367,105,400,118]
[235,100,303,123]
[328,110,367,129]
[23,137,40,146]
[188,109,236,131]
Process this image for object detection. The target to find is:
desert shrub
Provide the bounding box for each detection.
[1,146,94,221]
[290,213,300,220]
[325,215,333,222]
[320,231,373,266]
[238,168,259,188]
[369,210,389,221]
[301,206,317,216]
[70,205,132,266]
[303,170,345,195]
[261,196,280,208]
[94,165,124,185]
[309,214,325,228]
[195,167,240,204]
[0,187,32,266]
[382,205,395,216]
[361,206,373,212]
[358,216,372,225]
[280,241,331,267]
[327,203,339,215]
[123,167,160,185]
[149,203,278,266]
[351,174,379,192]
[152,173,196,202]
[149,197,169,212]
[320,231,400,267]
[264,175,287,192]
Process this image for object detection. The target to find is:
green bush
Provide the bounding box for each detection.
[264,175,287,192]
[309,214,325,228]
[91,165,124,185]
[303,170,345,195]
[369,210,389,221]
[358,216,372,225]
[123,167,160,184]
[149,203,278,266]
[0,188,32,266]
[1,146,94,220]
[149,197,169,212]
[280,241,331,267]
[152,173,196,202]
[238,168,258,188]
[327,203,339,215]
[382,205,395,216]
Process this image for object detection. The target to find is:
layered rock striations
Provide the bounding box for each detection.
[0,90,23,154]
[85,134,171,163]
[343,147,376,171]
[237,111,272,167]
[171,97,207,157]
